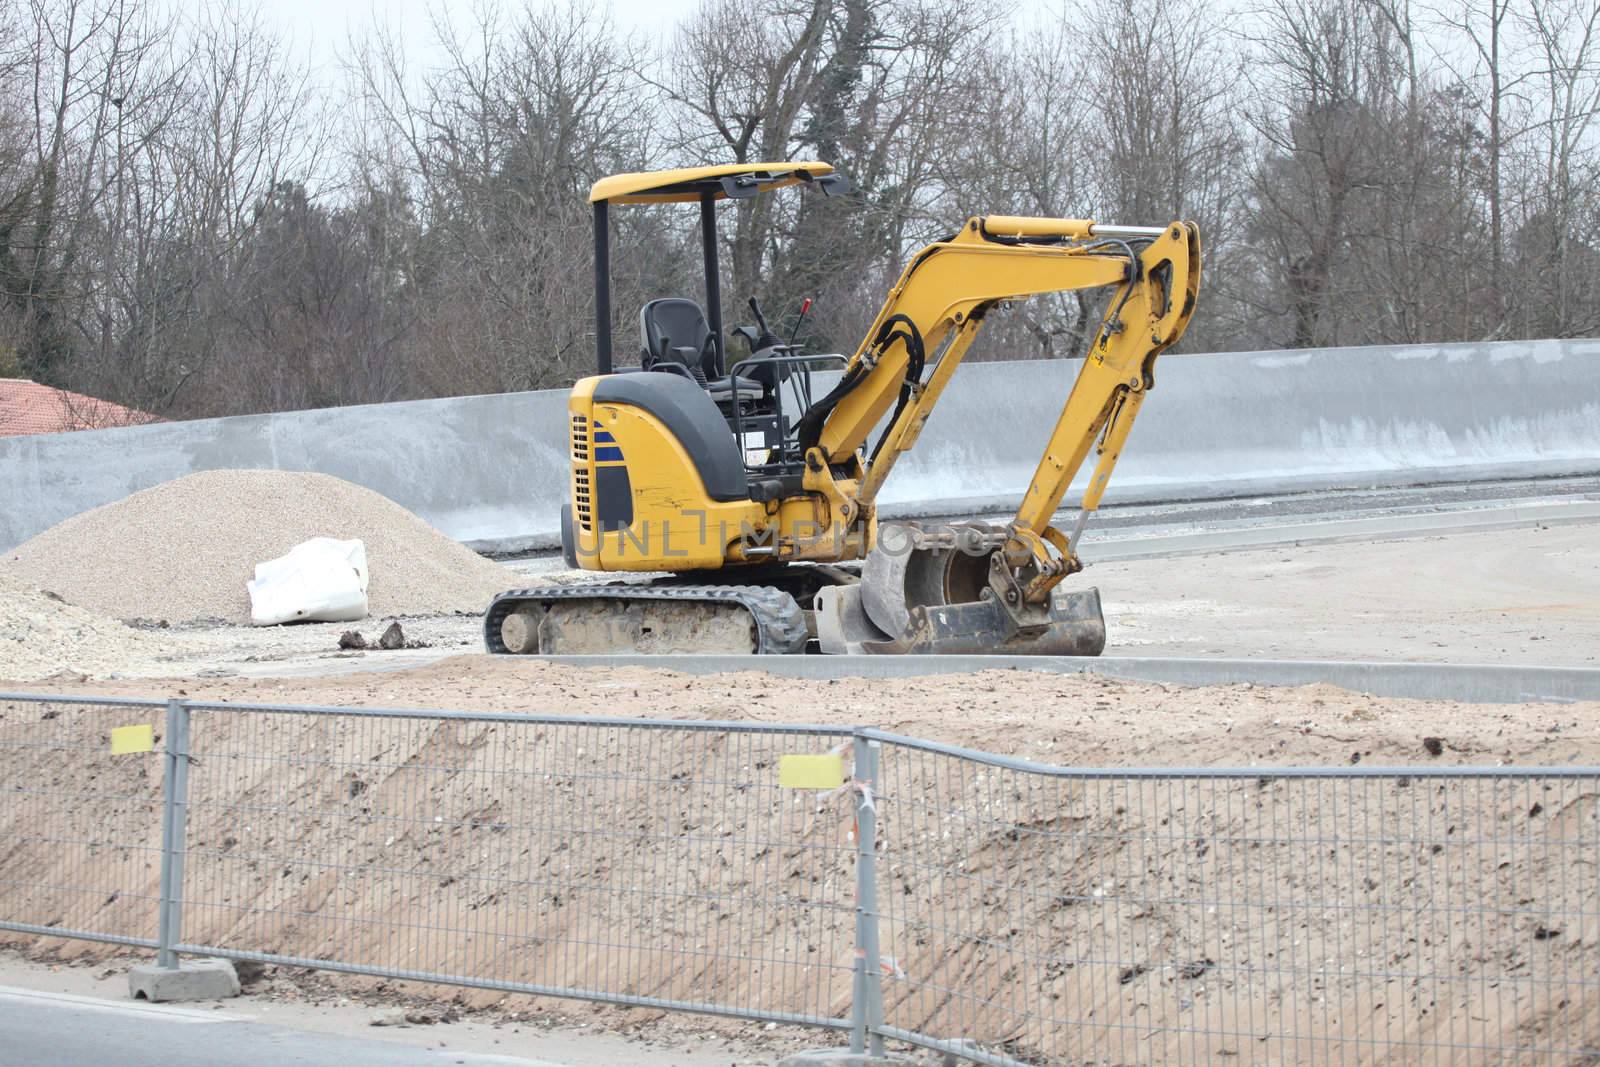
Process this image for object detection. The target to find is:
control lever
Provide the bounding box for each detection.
[789,297,813,346]
[748,295,772,333]
[746,296,783,351]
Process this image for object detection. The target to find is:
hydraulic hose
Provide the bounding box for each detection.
[866,314,927,468]
[794,361,869,458]
[794,313,927,464]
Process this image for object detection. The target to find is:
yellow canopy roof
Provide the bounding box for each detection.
[589,161,835,205]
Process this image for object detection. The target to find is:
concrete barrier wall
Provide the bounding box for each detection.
[0,391,571,554]
[876,337,1600,516]
[2,338,1597,553]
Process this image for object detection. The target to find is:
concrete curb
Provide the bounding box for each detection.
[537,654,1600,704]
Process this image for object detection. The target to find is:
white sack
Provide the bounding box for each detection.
[247,537,370,625]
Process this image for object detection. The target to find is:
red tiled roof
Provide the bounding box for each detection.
[0,378,161,438]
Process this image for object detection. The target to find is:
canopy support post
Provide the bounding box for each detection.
[594,200,612,374]
[700,190,724,375]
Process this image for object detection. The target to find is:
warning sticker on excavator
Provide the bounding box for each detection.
[109,724,154,755]
[778,753,845,790]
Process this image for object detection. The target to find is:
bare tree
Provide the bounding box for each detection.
[1436,0,1525,327]
[655,0,999,356]
[657,0,833,311]
[1236,0,1491,347]
[1082,0,1247,352]
[1517,0,1600,336]
[98,0,321,413]
[0,0,177,384]
[350,0,655,394]
[0,0,1591,423]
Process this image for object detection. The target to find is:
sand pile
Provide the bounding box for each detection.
[1,470,515,624]
[0,572,184,681]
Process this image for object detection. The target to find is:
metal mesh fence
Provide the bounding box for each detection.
[173,702,860,1028]
[0,694,167,950]
[2,690,1597,1065]
[868,732,1600,1066]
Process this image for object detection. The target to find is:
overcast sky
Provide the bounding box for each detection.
[263,0,707,79]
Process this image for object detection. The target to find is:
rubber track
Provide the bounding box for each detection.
[483,583,809,655]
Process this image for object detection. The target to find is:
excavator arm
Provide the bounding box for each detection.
[807,216,1201,654]
[817,216,1200,589]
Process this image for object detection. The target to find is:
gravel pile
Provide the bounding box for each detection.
[0,571,183,680]
[2,470,515,624]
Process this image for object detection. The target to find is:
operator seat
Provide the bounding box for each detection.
[639,298,762,407]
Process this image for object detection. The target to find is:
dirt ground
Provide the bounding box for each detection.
[14,652,1599,765]
[3,522,1599,1065]
[4,521,1596,684]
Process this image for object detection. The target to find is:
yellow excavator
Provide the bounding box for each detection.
[485,161,1200,656]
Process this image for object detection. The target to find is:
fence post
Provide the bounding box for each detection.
[156,698,192,970]
[851,735,886,1058]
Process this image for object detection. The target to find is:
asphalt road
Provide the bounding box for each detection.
[0,986,564,1067]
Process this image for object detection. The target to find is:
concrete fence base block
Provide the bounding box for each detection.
[128,958,240,1002]
[776,1050,918,1067]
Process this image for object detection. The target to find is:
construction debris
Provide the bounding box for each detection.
[333,621,423,653]
[378,621,407,650]
[0,571,187,681]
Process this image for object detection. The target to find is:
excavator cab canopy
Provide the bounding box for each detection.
[589,161,840,204]
[588,162,847,374]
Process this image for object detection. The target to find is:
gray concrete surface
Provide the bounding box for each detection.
[1034,473,1600,539]
[214,509,1595,686]
[1086,519,1600,667]
[200,508,1596,685]
[1083,496,1600,561]
[4,338,1597,554]
[0,986,572,1067]
[535,654,1600,704]
[0,954,793,1066]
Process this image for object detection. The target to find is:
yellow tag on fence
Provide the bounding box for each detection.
[778,753,845,790]
[109,724,154,755]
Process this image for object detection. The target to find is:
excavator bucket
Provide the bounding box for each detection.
[815,582,1105,655]
[814,523,1106,656]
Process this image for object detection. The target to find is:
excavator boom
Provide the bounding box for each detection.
[822,218,1199,522]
